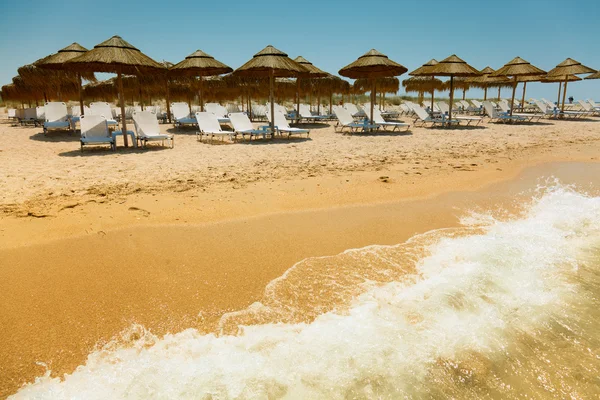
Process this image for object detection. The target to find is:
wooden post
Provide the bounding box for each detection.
[448,75,454,122]
[117,70,129,147]
[165,78,172,123]
[557,82,562,105]
[330,92,333,115]
[462,88,466,100]
[497,86,501,101]
[509,77,517,117]
[77,73,84,115]
[139,80,144,111]
[520,82,527,111]
[296,78,301,123]
[269,69,275,137]
[561,80,568,113]
[484,87,487,101]
[370,79,376,125]
[199,77,204,112]
[430,76,435,110]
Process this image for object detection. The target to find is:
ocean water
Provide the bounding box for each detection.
[11,182,600,399]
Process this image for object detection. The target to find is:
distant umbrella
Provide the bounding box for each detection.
[402,76,444,104]
[34,43,96,114]
[490,57,546,116]
[339,49,407,125]
[465,66,511,100]
[412,55,480,122]
[546,58,595,112]
[294,56,328,120]
[169,50,232,112]
[584,70,600,80]
[234,45,307,136]
[63,36,165,147]
[409,59,441,109]
[541,74,582,106]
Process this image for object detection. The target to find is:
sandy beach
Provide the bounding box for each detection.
[1,116,600,397]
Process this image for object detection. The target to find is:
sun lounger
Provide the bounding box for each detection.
[79,115,115,151]
[251,104,267,121]
[535,100,586,119]
[229,112,272,140]
[361,106,410,131]
[333,106,379,133]
[343,103,366,118]
[266,109,310,138]
[483,101,527,123]
[205,103,231,123]
[132,111,174,148]
[578,100,600,116]
[43,102,72,134]
[410,104,458,127]
[497,101,543,122]
[195,112,236,142]
[587,99,600,110]
[298,104,328,122]
[171,102,196,129]
[89,102,118,128]
[7,108,17,121]
[436,102,482,125]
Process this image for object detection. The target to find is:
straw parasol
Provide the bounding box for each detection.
[585,70,600,80]
[465,66,511,101]
[402,76,444,104]
[293,56,327,120]
[233,45,307,136]
[411,55,480,122]
[546,58,595,112]
[541,74,582,106]
[409,59,442,109]
[339,49,407,125]
[63,35,165,147]
[35,43,97,115]
[169,50,232,112]
[490,57,546,116]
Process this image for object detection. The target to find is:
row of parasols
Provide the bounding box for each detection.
[2,35,599,146]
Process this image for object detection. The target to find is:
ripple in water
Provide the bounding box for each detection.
[11,182,600,399]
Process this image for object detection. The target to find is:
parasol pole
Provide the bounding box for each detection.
[269,69,275,137]
[561,79,568,113]
[296,77,301,124]
[370,79,376,125]
[77,73,84,115]
[497,86,501,101]
[557,82,562,106]
[199,76,204,112]
[165,77,171,123]
[484,86,487,101]
[509,76,517,117]
[448,75,454,122]
[520,81,527,111]
[430,76,435,110]
[117,68,129,147]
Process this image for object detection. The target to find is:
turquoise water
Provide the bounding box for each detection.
[11,183,600,399]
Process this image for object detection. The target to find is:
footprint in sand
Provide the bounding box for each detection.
[128,207,150,217]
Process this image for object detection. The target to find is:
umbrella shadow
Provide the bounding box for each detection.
[58,145,172,157]
[166,126,198,135]
[235,136,312,145]
[292,122,331,129]
[29,131,80,142]
[428,125,488,131]
[344,130,414,137]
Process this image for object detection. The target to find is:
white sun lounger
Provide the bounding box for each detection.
[483,101,527,123]
[80,115,115,151]
[132,111,174,148]
[89,102,118,128]
[298,104,328,122]
[204,103,231,123]
[195,112,236,142]
[43,102,72,134]
[229,112,272,140]
[361,106,410,131]
[171,102,196,129]
[333,106,379,133]
[410,104,458,127]
[436,102,482,125]
[497,101,543,122]
[343,103,366,118]
[266,109,310,138]
[578,100,600,116]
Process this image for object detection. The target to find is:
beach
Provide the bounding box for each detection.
[1,117,600,398]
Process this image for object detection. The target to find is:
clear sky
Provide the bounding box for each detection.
[1,0,599,101]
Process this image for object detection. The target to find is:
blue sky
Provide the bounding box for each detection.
[1,0,599,101]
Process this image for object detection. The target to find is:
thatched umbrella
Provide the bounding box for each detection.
[546,58,595,112]
[402,76,444,104]
[409,59,442,110]
[35,43,96,115]
[585,70,600,80]
[490,57,546,116]
[465,66,511,101]
[63,36,165,147]
[233,45,307,136]
[412,55,480,122]
[541,74,582,106]
[169,50,232,112]
[354,77,399,110]
[293,56,327,119]
[339,49,407,125]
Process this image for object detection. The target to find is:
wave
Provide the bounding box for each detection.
[11,182,600,399]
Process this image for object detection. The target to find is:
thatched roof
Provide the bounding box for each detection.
[64,36,165,75]
[585,70,600,80]
[402,76,445,93]
[353,77,399,93]
[415,55,480,77]
[541,74,582,83]
[409,59,438,76]
[465,66,511,88]
[233,45,307,78]
[490,57,546,77]
[169,50,232,77]
[339,49,407,79]
[293,56,328,78]
[546,58,595,78]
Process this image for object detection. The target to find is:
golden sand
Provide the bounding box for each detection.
[1,116,599,396]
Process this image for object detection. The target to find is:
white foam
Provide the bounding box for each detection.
[11,183,600,399]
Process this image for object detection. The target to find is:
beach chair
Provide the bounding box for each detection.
[483,101,527,123]
[43,102,72,134]
[35,106,45,126]
[89,102,118,128]
[343,103,365,118]
[399,103,413,116]
[79,115,115,151]
[437,102,483,125]
[21,108,37,126]
[410,104,458,127]
[536,100,586,119]
[132,111,174,148]
[7,108,17,121]
[578,100,600,116]
[333,106,379,133]
[251,104,267,121]
[266,109,310,138]
[229,112,272,140]
[298,104,328,122]
[497,101,543,122]
[587,99,600,110]
[361,106,410,131]
[171,102,196,129]
[195,112,236,142]
[204,103,231,123]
